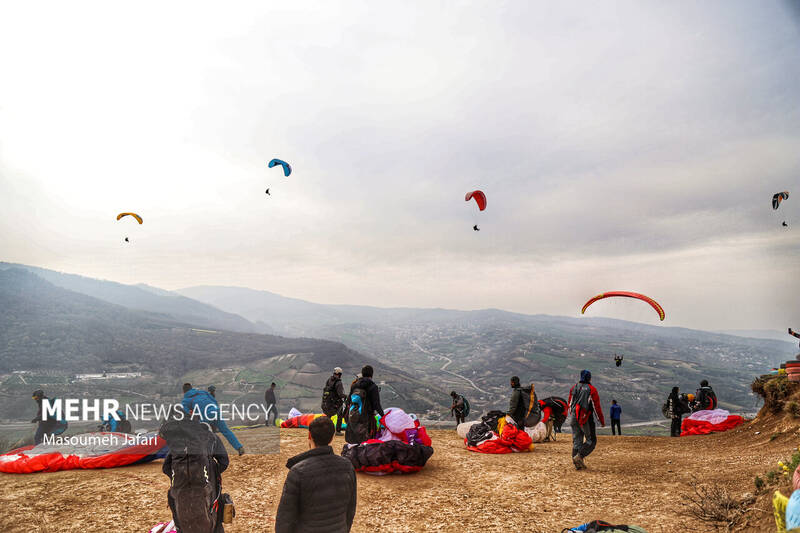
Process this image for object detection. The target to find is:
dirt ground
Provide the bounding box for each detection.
[0,420,796,533]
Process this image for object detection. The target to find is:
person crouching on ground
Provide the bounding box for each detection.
[275,416,357,533]
[568,369,605,470]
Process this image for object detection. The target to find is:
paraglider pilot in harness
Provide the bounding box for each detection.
[614,354,623,367]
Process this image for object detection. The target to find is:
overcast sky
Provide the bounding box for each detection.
[1,1,799,331]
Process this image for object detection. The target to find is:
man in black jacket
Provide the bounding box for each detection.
[265,383,278,426]
[322,367,347,435]
[345,365,385,443]
[275,416,357,533]
[31,389,60,445]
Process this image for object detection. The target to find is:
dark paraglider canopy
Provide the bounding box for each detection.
[773,191,789,210]
[268,158,292,177]
[265,188,270,195]
[473,225,480,231]
[783,221,788,227]
[124,237,129,243]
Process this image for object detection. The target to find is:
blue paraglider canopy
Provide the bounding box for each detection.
[268,158,292,177]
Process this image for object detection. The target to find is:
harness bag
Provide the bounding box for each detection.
[522,385,541,427]
[462,396,471,417]
[321,376,343,414]
[661,400,671,419]
[570,383,594,426]
[159,420,221,533]
[345,386,373,444]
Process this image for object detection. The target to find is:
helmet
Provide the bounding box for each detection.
[687,393,695,402]
[450,391,457,397]
[32,389,44,399]
[333,367,343,375]
[207,385,216,393]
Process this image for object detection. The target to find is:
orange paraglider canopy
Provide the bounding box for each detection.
[581,291,665,321]
[465,190,486,211]
[116,212,143,224]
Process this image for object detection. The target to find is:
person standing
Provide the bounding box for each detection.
[695,380,717,411]
[568,370,605,470]
[450,391,466,425]
[322,368,347,435]
[667,387,688,437]
[275,416,357,533]
[609,399,622,436]
[181,383,245,456]
[265,382,278,426]
[345,365,385,444]
[31,389,60,445]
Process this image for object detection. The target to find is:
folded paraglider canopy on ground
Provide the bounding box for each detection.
[0,431,167,474]
[340,408,433,474]
[280,412,346,429]
[680,409,744,436]
[463,411,536,454]
[563,520,648,532]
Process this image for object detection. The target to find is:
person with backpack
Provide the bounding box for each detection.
[322,367,348,435]
[264,382,278,426]
[450,391,468,425]
[31,389,66,445]
[99,409,132,433]
[695,380,717,411]
[160,417,230,533]
[276,416,357,533]
[568,370,605,470]
[506,376,541,428]
[345,365,385,444]
[181,383,245,456]
[609,400,621,436]
[666,386,689,437]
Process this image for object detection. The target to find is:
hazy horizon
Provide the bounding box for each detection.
[2,2,799,331]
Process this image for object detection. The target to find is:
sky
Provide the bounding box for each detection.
[1,1,799,331]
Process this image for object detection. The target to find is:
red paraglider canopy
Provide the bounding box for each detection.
[581,291,665,321]
[465,190,487,211]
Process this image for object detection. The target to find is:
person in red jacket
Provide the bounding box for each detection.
[568,369,605,470]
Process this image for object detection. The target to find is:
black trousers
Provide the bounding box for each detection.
[611,418,621,435]
[670,416,682,437]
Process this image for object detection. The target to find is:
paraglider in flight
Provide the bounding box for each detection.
[465,190,487,211]
[265,188,270,196]
[473,225,480,231]
[614,354,623,367]
[581,291,665,321]
[124,237,129,243]
[783,221,788,227]
[790,328,800,348]
[268,158,292,177]
[773,191,789,210]
[116,212,143,224]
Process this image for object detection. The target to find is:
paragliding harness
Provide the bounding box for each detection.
[465,410,505,447]
[345,384,375,444]
[321,375,344,414]
[159,419,231,532]
[696,386,717,410]
[570,383,594,427]
[462,396,470,418]
[521,384,541,427]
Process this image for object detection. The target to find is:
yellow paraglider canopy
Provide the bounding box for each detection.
[116,212,143,224]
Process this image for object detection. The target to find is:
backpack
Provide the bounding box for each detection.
[117,418,133,434]
[345,384,374,444]
[521,385,541,427]
[570,383,594,426]
[462,396,471,418]
[661,400,671,419]
[159,419,222,533]
[321,376,343,414]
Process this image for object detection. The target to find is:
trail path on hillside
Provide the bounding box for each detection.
[410,340,490,395]
[1,420,794,532]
